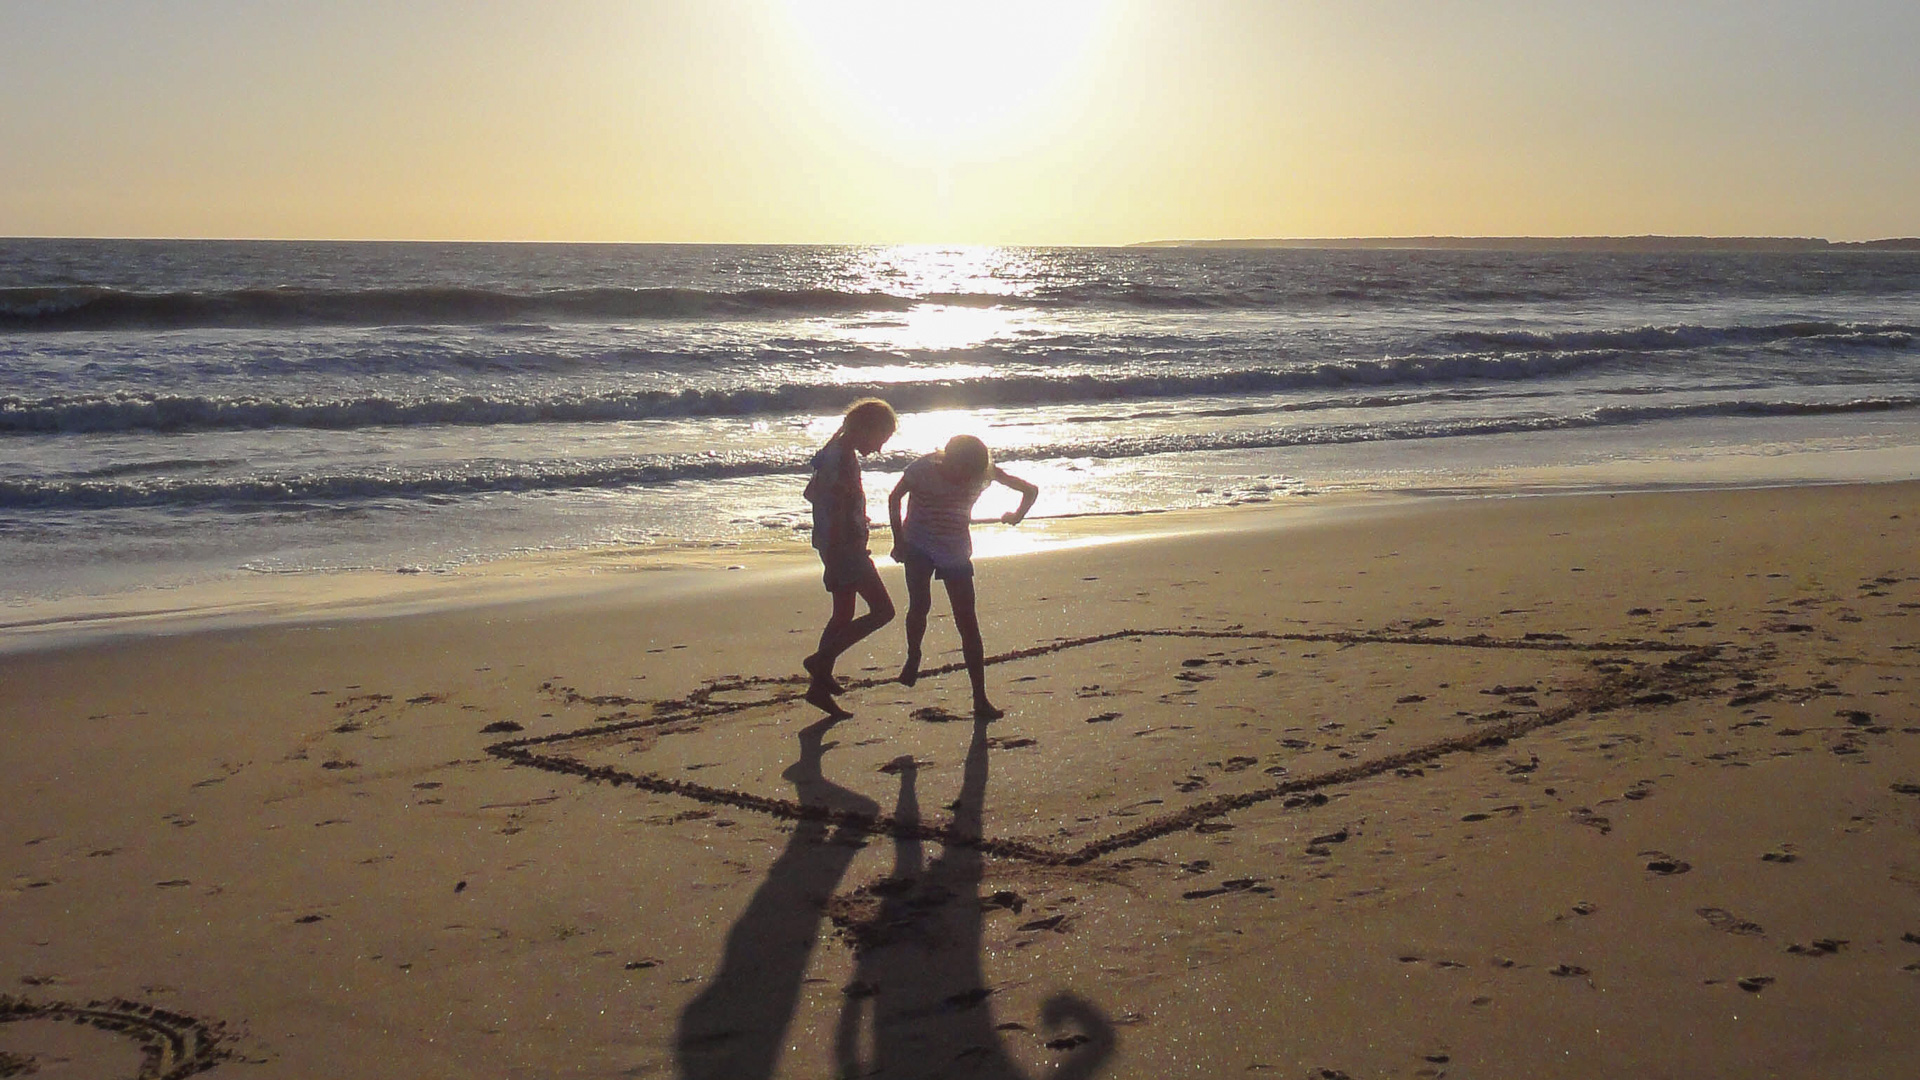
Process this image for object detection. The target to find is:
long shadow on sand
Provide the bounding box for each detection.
[674,718,1114,1080]
[674,717,876,1079]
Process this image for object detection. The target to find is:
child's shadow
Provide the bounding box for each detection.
[675,717,879,1080]
[833,721,1115,1079]
[673,718,1115,1080]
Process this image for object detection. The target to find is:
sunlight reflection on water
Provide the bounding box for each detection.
[841,304,1026,352]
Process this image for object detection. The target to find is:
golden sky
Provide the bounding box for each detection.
[3,0,1917,243]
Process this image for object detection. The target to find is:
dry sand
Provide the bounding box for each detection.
[4,483,1919,1079]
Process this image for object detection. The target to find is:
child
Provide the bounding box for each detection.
[802,398,899,716]
[888,434,1038,720]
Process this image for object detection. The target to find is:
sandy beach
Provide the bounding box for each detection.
[12,4,1920,1076]
[5,482,1920,1079]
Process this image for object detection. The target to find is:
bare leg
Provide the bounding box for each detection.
[899,559,933,686]
[805,587,857,702]
[944,576,1001,720]
[805,571,894,715]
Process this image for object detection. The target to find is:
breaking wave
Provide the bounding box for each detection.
[0,349,1652,434]
[0,284,955,331]
[1454,320,1916,353]
[12,271,1919,335]
[7,396,1913,510]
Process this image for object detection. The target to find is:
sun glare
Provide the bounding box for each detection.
[784,1,1114,155]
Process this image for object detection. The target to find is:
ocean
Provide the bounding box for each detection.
[3,239,1918,613]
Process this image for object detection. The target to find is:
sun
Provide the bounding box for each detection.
[784,0,1115,155]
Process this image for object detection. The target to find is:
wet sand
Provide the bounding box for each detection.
[4,483,1919,1079]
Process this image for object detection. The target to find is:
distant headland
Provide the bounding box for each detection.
[1130,236,1920,252]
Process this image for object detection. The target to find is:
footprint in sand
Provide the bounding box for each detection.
[1304,828,1349,856]
[980,890,1027,914]
[1642,852,1692,875]
[1016,914,1071,933]
[1180,877,1268,900]
[1696,907,1765,935]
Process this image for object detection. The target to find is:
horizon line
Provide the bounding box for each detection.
[4,233,1919,250]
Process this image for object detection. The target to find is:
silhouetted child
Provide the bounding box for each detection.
[802,398,898,716]
[888,434,1038,720]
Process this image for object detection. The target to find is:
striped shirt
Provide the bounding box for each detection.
[899,454,990,570]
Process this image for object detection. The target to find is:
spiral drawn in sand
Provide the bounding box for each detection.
[0,995,230,1080]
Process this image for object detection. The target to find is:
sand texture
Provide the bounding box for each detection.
[5,484,1920,1079]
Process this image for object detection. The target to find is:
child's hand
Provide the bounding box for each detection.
[889,545,908,564]
[1000,512,1025,525]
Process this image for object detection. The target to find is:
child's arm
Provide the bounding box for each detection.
[992,467,1039,525]
[887,474,911,561]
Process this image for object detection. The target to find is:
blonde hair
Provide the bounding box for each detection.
[942,434,992,481]
[842,397,897,439]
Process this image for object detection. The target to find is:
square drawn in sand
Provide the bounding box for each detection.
[493,629,1724,864]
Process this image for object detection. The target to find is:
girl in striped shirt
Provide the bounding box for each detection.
[887,434,1038,720]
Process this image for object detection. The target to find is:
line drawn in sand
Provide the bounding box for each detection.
[487,626,1749,866]
[0,994,231,1080]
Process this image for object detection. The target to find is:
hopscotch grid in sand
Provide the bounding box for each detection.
[486,627,1739,866]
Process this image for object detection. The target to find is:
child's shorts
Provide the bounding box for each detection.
[899,543,974,582]
[820,547,881,593]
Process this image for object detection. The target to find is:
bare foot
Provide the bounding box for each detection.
[899,650,921,687]
[806,680,852,718]
[803,653,848,695]
[973,701,1005,722]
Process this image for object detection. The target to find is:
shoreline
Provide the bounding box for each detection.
[8,439,1919,655]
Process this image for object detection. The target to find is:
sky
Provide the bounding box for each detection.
[2,0,1917,244]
